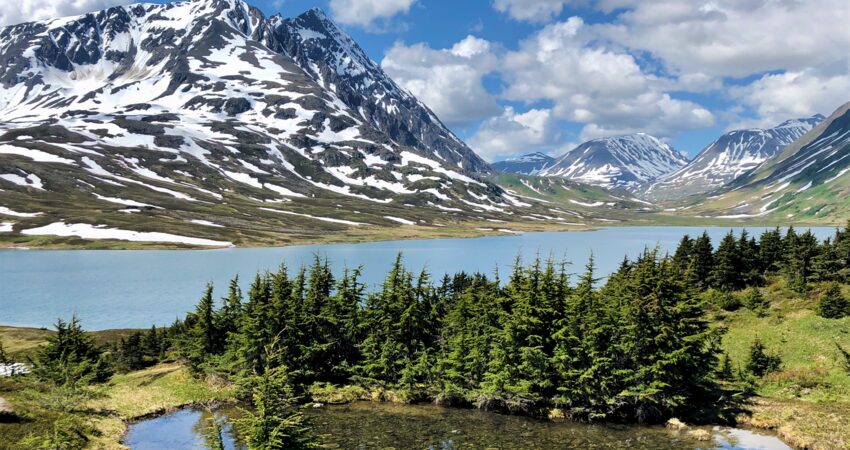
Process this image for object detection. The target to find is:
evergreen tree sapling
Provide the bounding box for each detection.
[746,338,782,377]
[816,284,850,319]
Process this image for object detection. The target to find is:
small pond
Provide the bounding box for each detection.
[124,402,793,450]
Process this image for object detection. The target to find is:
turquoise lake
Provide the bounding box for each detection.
[0,226,835,329]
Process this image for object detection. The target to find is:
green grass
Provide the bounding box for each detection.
[715,279,850,449]
[0,363,234,450]
[0,326,142,359]
[0,327,235,450]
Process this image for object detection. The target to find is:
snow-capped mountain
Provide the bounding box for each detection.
[0,0,541,246]
[263,9,490,173]
[642,115,824,201]
[540,134,688,192]
[692,101,850,222]
[491,152,554,175]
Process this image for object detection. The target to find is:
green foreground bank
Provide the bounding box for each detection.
[2,226,850,449]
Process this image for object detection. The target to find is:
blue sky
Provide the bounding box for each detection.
[255,0,737,158]
[3,0,848,161]
[259,0,848,162]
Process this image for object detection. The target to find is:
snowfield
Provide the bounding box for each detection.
[21,222,233,247]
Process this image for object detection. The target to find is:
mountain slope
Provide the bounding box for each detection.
[540,133,688,192]
[262,8,490,173]
[643,116,823,201]
[689,101,850,222]
[493,173,657,224]
[0,0,504,247]
[0,0,635,247]
[492,152,554,175]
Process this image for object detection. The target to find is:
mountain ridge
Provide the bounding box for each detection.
[642,115,824,201]
[687,102,850,221]
[491,152,554,175]
[539,133,688,192]
[0,0,639,247]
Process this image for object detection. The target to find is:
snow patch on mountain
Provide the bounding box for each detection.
[540,133,687,191]
[643,115,823,201]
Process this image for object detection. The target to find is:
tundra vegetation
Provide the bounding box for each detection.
[2,224,850,449]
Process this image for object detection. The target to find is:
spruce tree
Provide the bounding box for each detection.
[738,230,762,286]
[711,231,741,291]
[323,266,364,382]
[813,239,842,283]
[758,228,784,275]
[553,257,618,419]
[117,332,146,372]
[238,274,275,375]
[816,283,849,319]
[613,251,720,422]
[237,345,319,450]
[672,235,694,273]
[690,232,714,290]
[786,230,820,293]
[718,353,734,381]
[143,325,162,360]
[217,276,244,339]
[436,274,500,403]
[832,221,850,281]
[746,338,781,377]
[744,287,769,317]
[30,315,111,385]
[481,256,556,409]
[359,254,429,394]
[186,283,220,372]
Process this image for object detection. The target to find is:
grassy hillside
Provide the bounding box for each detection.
[713,279,850,449]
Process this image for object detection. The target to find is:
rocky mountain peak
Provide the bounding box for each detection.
[641,114,825,201]
[540,133,687,192]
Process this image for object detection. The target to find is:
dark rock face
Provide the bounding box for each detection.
[224,98,251,116]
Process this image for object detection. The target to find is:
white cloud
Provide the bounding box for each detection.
[329,0,416,28]
[493,0,571,23]
[382,36,501,125]
[468,107,561,161]
[499,17,714,141]
[729,69,850,129]
[594,0,850,78]
[0,0,128,27]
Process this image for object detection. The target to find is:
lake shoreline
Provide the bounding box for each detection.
[2,226,840,331]
[0,219,843,251]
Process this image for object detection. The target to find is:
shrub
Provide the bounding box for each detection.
[743,288,769,317]
[704,289,741,311]
[746,338,782,377]
[816,284,850,319]
[837,344,850,375]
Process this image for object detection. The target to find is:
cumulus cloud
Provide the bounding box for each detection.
[382,36,501,126]
[468,107,561,161]
[0,0,128,27]
[329,0,416,28]
[499,17,714,141]
[593,0,850,78]
[493,0,571,23]
[729,69,850,129]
